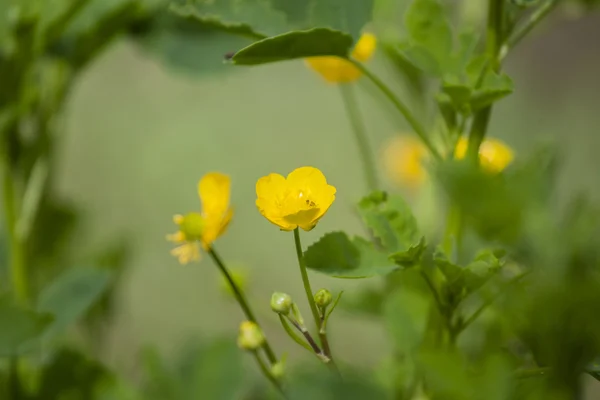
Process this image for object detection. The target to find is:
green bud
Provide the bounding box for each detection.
[291,303,305,327]
[237,321,264,351]
[270,361,285,379]
[270,292,292,314]
[180,212,205,240]
[314,288,332,308]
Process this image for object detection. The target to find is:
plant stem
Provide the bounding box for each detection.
[278,314,313,353]
[339,84,379,192]
[350,60,442,161]
[251,351,286,398]
[3,163,28,305]
[208,247,278,365]
[500,0,559,61]
[292,228,321,333]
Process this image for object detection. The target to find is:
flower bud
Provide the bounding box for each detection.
[270,292,292,315]
[314,288,332,308]
[291,303,305,327]
[179,212,205,241]
[237,321,264,351]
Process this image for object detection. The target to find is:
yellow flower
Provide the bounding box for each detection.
[383,136,429,189]
[454,137,514,173]
[305,32,377,83]
[167,172,233,264]
[256,166,336,231]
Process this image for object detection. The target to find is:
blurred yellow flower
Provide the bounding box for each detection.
[384,136,514,188]
[454,137,514,173]
[167,172,233,264]
[305,33,377,83]
[383,136,429,189]
[256,166,336,231]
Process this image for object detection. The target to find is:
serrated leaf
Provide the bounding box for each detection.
[37,267,113,340]
[0,296,53,357]
[231,28,353,65]
[304,231,398,278]
[389,236,427,268]
[358,191,419,253]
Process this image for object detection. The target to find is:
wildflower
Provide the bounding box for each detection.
[454,137,514,173]
[256,167,336,231]
[305,33,377,83]
[167,172,233,264]
[383,136,429,189]
[237,321,265,351]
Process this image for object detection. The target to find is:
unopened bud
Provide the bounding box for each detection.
[270,292,292,314]
[179,212,205,240]
[270,361,285,379]
[314,288,332,308]
[237,321,264,351]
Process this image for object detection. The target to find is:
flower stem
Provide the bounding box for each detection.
[208,247,278,364]
[349,59,442,161]
[339,84,379,192]
[251,351,286,398]
[3,161,28,306]
[292,229,321,337]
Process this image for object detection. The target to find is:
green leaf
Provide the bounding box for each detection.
[402,0,452,74]
[384,289,430,353]
[389,236,427,268]
[418,351,472,399]
[304,231,398,278]
[37,267,113,339]
[231,28,353,65]
[470,72,514,111]
[357,191,419,253]
[310,0,374,40]
[0,296,53,357]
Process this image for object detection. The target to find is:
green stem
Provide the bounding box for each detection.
[251,351,286,397]
[350,60,442,161]
[292,229,321,336]
[500,0,559,61]
[278,314,313,353]
[3,163,28,305]
[208,247,278,365]
[339,84,379,192]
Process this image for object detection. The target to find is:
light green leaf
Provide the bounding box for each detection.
[389,236,427,268]
[231,28,353,65]
[470,72,514,111]
[357,191,419,253]
[384,289,430,353]
[0,296,53,357]
[304,231,398,278]
[403,0,452,73]
[310,0,374,40]
[37,266,112,339]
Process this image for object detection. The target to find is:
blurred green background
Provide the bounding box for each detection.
[55,4,600,379]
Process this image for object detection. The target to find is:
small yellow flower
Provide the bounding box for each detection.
[167,172,233,264]
[383,136,429,188]
[256,166,336,231]
[305,32,377,83]
[237,321,264,351]
[454,137,514,173]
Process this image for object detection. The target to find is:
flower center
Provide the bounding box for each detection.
[180,212,205,241]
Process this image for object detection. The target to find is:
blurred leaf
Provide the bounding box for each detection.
[340,285,385,316]
[34,347,112,400]
[418,350,472,399]
[385,289,430,353]
[470,71,514,111]
[231,28,353,65]
[304,231,398,278]
[310,0,374,39]
[358,191,420,253]
[288,367,387,400]
[37,266,112,340]
[0,295,53,357]
[389,236,427,268]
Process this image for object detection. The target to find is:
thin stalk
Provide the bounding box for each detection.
[292,228,321,333]
[251,351,286,398]
[339,84,379,192]
[278,314,313,353]
[208,247,278,364]
[3,164,28,305]
[349,60,442,161]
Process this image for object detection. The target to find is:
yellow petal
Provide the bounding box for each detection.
[201,208,234,248]
[304,57,362,83]
[166,231,185,244]
[351,33,377,62]
[479,138,514,173]
[383,136,429,188]
[170,243,201,265]
[454,137,469,160]
[198,172,231,219]
[283,208,321,230]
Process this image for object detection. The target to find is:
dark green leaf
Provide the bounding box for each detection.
[37,267,113,339]
[231,28,353,65]
[0,296,53,357]
[304,231,398,278]
[358,191,419,253]
[389,236,427,268]
[384,289,430,353]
